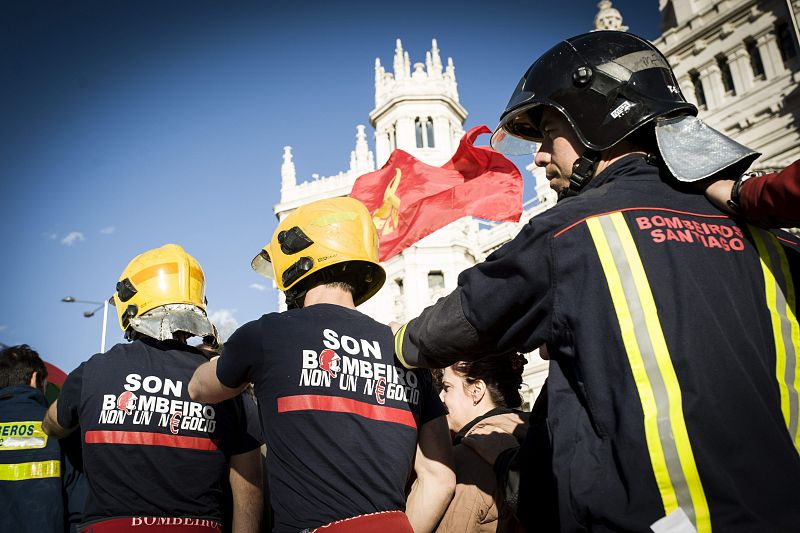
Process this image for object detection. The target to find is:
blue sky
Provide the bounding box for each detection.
[0,0,661,372]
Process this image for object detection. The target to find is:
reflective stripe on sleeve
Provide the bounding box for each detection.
[750,226,800,452]
[394,323,416,369]
[0,459,60,481]
[587,212,711,533]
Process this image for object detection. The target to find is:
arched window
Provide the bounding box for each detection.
[425,117,435,148]
[776,21,797,64]
[389,122,397,151]
[716,55,735,95]
[414,117,435,148]
[746,39,765,79]
[689,71,707,109]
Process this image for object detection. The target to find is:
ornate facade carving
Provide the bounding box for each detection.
[655,0,800,170]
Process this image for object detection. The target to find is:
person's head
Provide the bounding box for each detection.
[434,352,526,434]
[0,344,48,392]
[113,244,216,345]
[491,31,695,196]
[252,197,386,309]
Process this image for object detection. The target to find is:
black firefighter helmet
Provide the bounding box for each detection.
[490,31,697,155]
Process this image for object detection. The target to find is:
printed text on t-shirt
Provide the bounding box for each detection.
[298,328,420,405]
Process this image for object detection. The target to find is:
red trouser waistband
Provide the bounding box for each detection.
[312,510,413,533]
[80,517,222,533]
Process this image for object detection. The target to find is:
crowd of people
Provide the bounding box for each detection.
[2,29,799,533]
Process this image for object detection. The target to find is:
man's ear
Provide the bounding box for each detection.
[29,371,38,389]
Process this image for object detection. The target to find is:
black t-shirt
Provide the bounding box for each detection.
[57,338,260,524]
[216,304,445,533]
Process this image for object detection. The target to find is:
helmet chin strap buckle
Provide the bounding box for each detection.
[560,150,599,200]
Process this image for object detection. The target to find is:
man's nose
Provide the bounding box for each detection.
[534,149,550,168]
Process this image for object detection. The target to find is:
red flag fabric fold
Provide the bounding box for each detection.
[350,125,523,261]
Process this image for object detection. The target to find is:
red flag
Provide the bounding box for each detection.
[350,125,523,261]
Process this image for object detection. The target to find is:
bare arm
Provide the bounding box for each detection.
[42,400,76,439]
[406,415,455,533]
[229,447,263,533]
[188,357,246,404]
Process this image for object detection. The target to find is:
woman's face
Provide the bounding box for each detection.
[439,366,480,433]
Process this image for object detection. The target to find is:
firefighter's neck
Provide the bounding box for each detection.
[303,284,357,309]
[593,140,647,177]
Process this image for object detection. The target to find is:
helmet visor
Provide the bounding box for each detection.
[490,126,539,156]
[490,101,544,156]
[251,249,275,279]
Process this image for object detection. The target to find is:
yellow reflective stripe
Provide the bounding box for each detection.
[588,217,678,512]
[393,323,417,369]
[0,459,60,481]
[588,213,710,533]
[750,226,800,451]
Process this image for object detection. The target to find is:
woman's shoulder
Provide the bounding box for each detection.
[458,410,529,466]
[467,410,529,440]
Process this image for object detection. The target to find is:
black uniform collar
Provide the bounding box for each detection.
[582,153,659,193]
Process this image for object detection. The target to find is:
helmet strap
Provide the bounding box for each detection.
[284,288,307,310]
[560,149,600,200]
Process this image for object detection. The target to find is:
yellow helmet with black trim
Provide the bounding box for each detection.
[113,244,207,332]
[251,197,385,308]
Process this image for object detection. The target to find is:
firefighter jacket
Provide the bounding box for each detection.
[0,385,64,532]
[395,155,800,532]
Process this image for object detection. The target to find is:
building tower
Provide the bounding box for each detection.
[370,39,467,167]
[360,39,479,327]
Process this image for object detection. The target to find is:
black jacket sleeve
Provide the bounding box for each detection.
[396,218,555,368]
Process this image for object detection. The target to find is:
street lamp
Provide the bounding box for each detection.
[61,296,110,353]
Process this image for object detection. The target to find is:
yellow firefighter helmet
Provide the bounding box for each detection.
[113,244,208,333]
[251,197,385,308]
